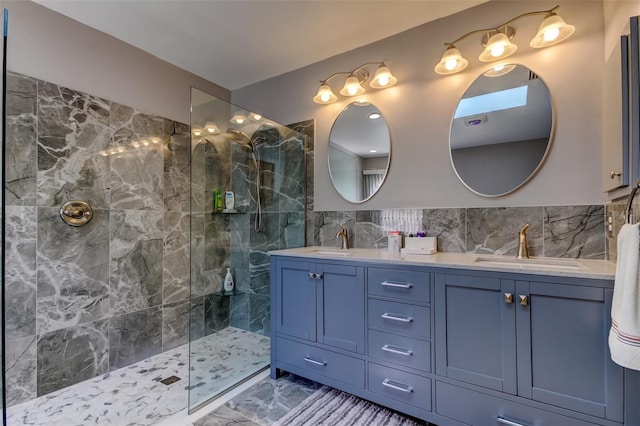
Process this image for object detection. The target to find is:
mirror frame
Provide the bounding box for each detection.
[328,102,392,203]
[449,64,555,197]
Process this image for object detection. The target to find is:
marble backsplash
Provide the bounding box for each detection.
[606,201,640,262]
[313,205,607,260]
[4,71,196,405]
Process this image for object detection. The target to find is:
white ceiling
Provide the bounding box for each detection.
[33,0,486,91]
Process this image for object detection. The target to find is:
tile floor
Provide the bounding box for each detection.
[6,327,270,426]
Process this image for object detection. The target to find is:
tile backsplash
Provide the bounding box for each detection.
[313,205,606,260]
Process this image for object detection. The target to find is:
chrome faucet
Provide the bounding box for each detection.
[336,225,350,250]
[517,224,530,259]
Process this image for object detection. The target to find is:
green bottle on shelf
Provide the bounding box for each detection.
[214,190,223,213]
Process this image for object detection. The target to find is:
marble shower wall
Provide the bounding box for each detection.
[4,71,191,405]
[314,205,606,259]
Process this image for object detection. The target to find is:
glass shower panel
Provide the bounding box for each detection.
[189,88,305,411]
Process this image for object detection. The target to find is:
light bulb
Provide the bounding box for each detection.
[192,126,203,137]
[348,86,357,95]
[321,92,330,102]
[544,27,560,42]
[491,44,505,57]
[445,58,457,71]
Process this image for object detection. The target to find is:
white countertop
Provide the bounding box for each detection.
[269,247,617,280]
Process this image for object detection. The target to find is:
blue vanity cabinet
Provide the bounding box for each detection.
[435,271,624,424]
[273,257,365,352]
[434,273,517,394]
[271,257,366,387]
[516,280,622,422]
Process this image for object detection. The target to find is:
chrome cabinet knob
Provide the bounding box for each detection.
[504,293,513,304]
[519,295,529,306]
[610,170,622,179]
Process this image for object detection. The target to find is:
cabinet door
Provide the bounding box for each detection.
[275,259,317,341]
[516,281,623,422]
[318,263,365,354]
[435,274,517,394]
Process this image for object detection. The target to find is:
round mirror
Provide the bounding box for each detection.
[449,64,553,197]
[328,102,391,203]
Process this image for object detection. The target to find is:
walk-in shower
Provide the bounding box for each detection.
[0,71,305,423]
[189,87,306,412]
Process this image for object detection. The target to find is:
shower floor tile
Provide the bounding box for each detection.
[6,327,270,426]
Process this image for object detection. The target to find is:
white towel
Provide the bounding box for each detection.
[609,223,640,370]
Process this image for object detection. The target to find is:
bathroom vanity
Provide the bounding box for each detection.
[270,248,640,426]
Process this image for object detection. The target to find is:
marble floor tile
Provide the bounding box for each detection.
[7,327,269,426]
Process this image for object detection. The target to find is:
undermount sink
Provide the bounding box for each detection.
[473,255,585,270]
[306,248,352,256]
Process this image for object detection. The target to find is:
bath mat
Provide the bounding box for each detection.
[273,386,424,426]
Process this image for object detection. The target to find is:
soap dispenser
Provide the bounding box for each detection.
[223,268,235,293]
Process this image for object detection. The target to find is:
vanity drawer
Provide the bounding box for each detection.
[368,299,430,339]
[435,381,599,426]
[368,267,430,303]
[368,329,430,372]
[275,337,365,388]
[368,362,431,411]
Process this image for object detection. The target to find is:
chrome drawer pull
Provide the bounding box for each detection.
[382,378,414,393]
[381,344,413,357]
[303,357,326,366]
[497,417,526,426]
[381,313,413,323]
[381,281,413,289]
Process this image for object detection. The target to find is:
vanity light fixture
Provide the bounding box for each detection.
[434,5,574,75]
[313,60,398,104]
[192,125,203,137]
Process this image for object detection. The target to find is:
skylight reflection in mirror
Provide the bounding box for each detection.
[454,86,528,118]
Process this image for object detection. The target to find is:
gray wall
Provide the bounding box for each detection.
[232,1,606,210]
[1,0,229,123]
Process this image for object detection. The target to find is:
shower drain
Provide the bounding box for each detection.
[160,375,181,385]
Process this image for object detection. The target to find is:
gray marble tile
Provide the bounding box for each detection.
[287,119,314,248]
[279,130,306,213]
[5,206,37,339]
[231,142,251,213]
[37,207,110,334]
[6,72,38,206]
[252,128,281,214]
[5,335,37,406]
[204,294,231,335]
[281,211,305,249]
[193,405,260,426]
[191,139,213,214]
[231,213,251,294]
[109,307,162,370]
[110,210,164,314]
[164,211,190,304]
[164,121,191,211]
[249,294,270,336]
[250,213,279,296]
[109,144,164,210]
[37,319,109,396]
[190,296,205,341]
[37,80,112,208]
[191,213,217,298]
[355,210,387,248]
[223,374,321,426]
[543,205,605,259]
[230,293,250,331]
[313,211,356,248]
[422,208,466,253]
[162,299,190,352]
[466,207,543,256]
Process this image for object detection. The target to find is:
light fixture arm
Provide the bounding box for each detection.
[443,5,559,48]
[319,61,386,84]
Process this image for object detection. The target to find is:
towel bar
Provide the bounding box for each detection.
[625,179,640,224]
